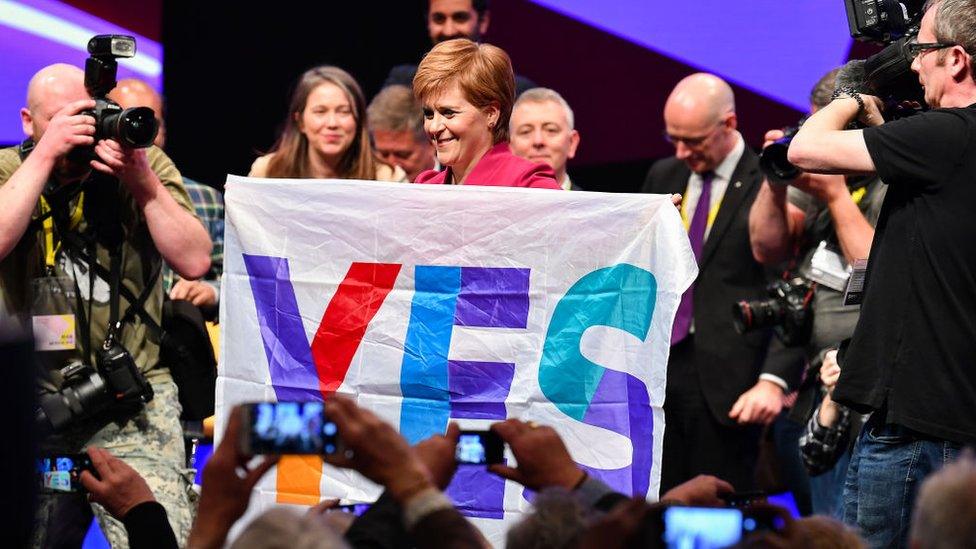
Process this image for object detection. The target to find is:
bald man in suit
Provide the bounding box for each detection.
[643,74,784,493]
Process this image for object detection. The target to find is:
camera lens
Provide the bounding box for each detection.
[732,299,784,334]
[759,137,801,182]
[102,107,159,148]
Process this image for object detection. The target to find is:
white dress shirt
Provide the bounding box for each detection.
[681,133,745,241]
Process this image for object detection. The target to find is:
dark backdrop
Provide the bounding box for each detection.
[162,1,431,188]
[20,1,881,193]
[160,0,815,192]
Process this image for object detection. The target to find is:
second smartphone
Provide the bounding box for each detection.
[239,401,340,455]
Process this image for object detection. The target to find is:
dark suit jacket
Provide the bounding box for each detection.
[642,147,778,426]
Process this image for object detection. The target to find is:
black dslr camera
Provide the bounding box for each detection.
[759,124,803,183]
[68,34,158,164]
[732,276,815,347]
[35,332,155,434]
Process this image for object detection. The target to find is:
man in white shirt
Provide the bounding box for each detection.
[642,73,778,493]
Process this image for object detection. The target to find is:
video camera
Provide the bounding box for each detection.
[68,35,158,163]
[843,0,927,107]
[758,1,926,183]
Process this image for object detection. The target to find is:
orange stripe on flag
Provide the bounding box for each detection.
[275,455,322,505]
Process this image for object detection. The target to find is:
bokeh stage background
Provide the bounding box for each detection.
[2,0,882,192]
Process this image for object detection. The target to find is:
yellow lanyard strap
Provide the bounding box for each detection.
[39,193,84,269]
[680,185,722,232]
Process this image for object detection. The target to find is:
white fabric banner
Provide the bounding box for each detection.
[216,176,696,545]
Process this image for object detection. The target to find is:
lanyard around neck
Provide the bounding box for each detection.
[38,192,85,269]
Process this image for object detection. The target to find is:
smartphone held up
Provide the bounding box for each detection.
[36,454,95,493]
[239,401,340,456]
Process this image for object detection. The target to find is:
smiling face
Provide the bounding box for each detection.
[298,82,357,163]
[509,100,579,178]
[422,82,497,171]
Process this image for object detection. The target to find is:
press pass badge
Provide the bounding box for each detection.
[843,259,868,306]
[31,277,78,351]
[805,241,851,292]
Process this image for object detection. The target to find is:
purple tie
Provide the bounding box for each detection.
[671,172,713,345]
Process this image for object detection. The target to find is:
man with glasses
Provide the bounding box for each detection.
[788,1,976,545]
[642,73,778,494]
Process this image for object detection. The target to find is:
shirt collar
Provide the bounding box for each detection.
[710,131,744,183]
[561,174,572,191]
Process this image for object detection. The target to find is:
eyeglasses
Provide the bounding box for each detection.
[905,39,957,59]
[664,121,724,148]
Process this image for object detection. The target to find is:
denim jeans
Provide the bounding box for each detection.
[810,448,850,518]
[842,415,961,548]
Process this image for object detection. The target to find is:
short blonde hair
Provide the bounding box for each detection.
[413,38,515,143]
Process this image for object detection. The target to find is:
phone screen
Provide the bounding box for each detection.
[36,454,93,493]
[663,506,743,549]
[336,503,371,516]
[246,401,339,455]
[456,430,504,465]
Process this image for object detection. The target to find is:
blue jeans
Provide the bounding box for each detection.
[810,448,850,518]
[842,415,961,548]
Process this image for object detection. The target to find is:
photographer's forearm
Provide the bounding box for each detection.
[132,175,212,279]
[827,193,875,263]
[789,99,875,174]
[0,151,57,259]
[749,180,800,264]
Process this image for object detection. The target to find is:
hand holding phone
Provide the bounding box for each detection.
[488,419,585,491]
[78,447,157,520]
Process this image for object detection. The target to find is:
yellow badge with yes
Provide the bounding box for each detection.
[32,314,77,351]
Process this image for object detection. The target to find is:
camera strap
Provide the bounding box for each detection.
[58,221,163,355]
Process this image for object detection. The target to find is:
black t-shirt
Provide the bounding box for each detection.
[835,105,976,445]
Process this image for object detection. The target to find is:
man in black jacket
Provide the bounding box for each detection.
[643,73,781,494]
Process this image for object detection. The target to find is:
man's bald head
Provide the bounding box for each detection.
[663,73,739,174]
[22,64,88,141]
[108,78,166,148]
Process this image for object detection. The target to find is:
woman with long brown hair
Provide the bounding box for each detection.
[250,66,405,181]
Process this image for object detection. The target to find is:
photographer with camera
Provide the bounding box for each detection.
[787,1,976,545]
[0,55,210,547]
[747,68,886,517]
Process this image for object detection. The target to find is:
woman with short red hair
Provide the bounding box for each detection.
[412,39,560,189]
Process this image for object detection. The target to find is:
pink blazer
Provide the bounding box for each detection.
[414,142,562,189]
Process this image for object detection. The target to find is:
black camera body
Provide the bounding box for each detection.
[69,35,158,164]
[843,0,927,107]
[845,0,924,43]
[35,338,155,435]
[733,277,815,347]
